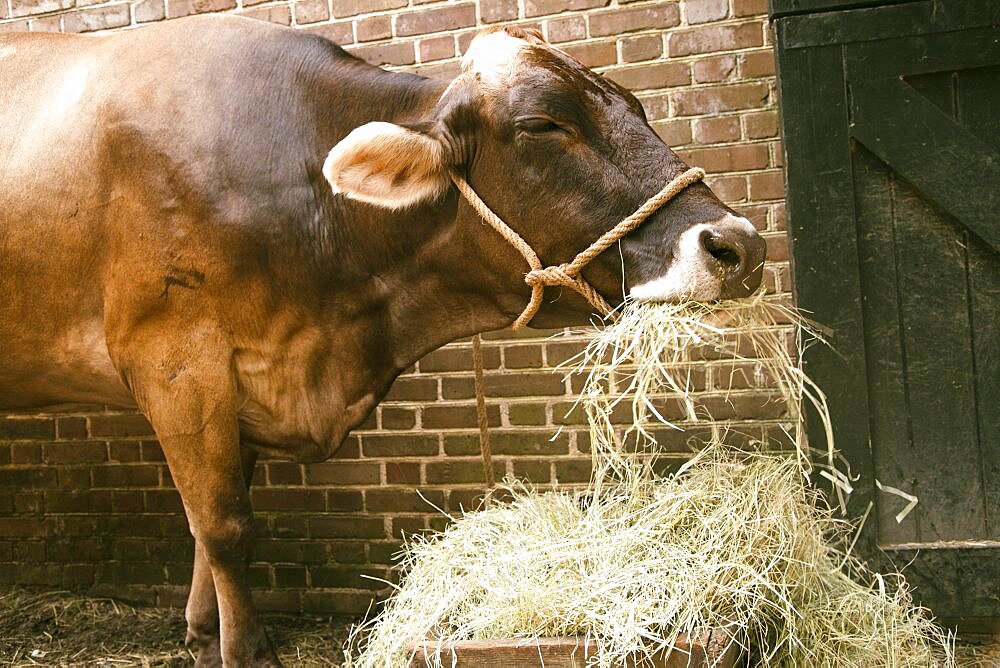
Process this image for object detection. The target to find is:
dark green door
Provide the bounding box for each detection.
[771,0,1000,619]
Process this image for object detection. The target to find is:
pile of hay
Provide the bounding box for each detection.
[345,296,955,667]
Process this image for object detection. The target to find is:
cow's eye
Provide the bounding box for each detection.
[515,117,565,135]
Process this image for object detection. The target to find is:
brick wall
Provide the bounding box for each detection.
[0,0,789,615]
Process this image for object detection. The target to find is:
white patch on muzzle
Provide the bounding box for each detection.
[628,215,756,302]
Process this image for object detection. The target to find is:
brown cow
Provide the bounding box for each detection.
[0,16,765,666]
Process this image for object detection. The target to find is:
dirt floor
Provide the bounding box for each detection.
[1,588,998,667]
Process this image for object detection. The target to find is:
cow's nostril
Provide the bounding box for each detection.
[700,230,743,272]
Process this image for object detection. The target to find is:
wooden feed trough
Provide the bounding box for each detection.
[406,630,740,667]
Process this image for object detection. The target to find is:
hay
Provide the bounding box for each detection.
[344,296,955,667]
[0,588,349,667]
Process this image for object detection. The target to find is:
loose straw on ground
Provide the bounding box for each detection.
[344,294,954,668]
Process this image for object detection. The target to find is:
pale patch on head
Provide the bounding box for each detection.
[629,223,722,303]
[323,121,449,210]
[461,31,529,86]
[0,45,16,60]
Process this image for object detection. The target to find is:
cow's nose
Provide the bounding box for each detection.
[698,219,767,299]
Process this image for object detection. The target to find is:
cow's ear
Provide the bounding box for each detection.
[323,121,449,209]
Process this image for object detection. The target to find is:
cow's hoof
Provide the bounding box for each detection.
[186,629,223,667]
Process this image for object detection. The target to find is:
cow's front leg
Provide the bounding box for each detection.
[126,346,279,667]
[185,445,260,667]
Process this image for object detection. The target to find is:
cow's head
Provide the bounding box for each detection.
[324,27,766,326]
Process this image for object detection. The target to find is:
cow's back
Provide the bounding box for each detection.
[0,17,353,409]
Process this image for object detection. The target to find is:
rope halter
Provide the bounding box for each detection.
[450,166,706,329]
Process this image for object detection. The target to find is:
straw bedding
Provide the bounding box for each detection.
[345,295,955,667]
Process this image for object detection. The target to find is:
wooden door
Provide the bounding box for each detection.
[771,0,1000,618]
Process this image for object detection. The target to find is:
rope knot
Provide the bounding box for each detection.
[525,264,575,288]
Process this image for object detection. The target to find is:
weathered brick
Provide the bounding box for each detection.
[705,174,747,203]
[327,490,364,512]
[331,0,404,17]
[253,488,325,512]
[384,376,437,401]
[379,405,416,429]
[740,48,776,78]
[651,118,693,146]
[43,442,106,464]
[744,109,779,139]
[303,20,354,45]
[241,4,290,25]
[421,404,500,429]
[512,459,551,483]
[167,0,236,19]
[692,53,736,83]
[362,433,438,457]
[134,0,164,22]
[684,0,728,24]
[543,15,583,42]
[92,464,159,488]
[385,461,421,485]
[589,2,679,37]
[0,417,54,440]
[0,19,31,31]
[62,4,131,32]
[420,345,498,372]
[524,0,607,18]
[605,61,689,91]
[763,232,788,261]
[11,443,41,464]
[293,0,328,24]
[748,169,784,200]
[356,15,390,41]
[301,590,374,615]
[668,22,763,57]
[507,402,547,426]
[305,461,380,485]
[89,414,154,438]
[366,488,444,513]
[503,344,544,369]
[310,515,385,539]
[672,82,769,116]
[693,115,740,144]
[10,0,72,18]
[418,34,455,62]
[425,459,504,484]
[733,0,767,17]
[620,33,662,62]
[395,4,476,38]
[28,14,61,30]
[349,41,415,66]
[481,0,517,23]
[390,515,427,539]
[554,458,593,483]
[484,372,564,397]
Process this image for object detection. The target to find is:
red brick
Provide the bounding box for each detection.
[561,41,616,68]
[10,0,72,18]
[481,0,518,23]
[679,143,770,173]
[651,119,693,146]
[303,20,354,45]
[733,0,767,17]
[89,414,154,438]
[763,233,788,261]
[167,0,236,19]
[240,4,290,25]
[418,35,455,63]
[422,404,500,429]
[605,61,689,91]
[692,54,736,83]
[43,442,106,464]
[356,15,390,41]
[366,488,444,513]
[744,109,779,139]
[293,0,329,24]
[305,461,380,485]
[331,0,405,18]
[379,406,416,429]
[56,417,88,440]
[545,15,585,43]
[668,22,763,57]
[740,48,776,78]
[362,433,438,457]
[62,4,130,32]
[385,461,422,485]
[590,2,679,36]
[620,33,663,62]
[685,0,728,24]
[349,41,415,66]
[0,19,30,31]
[524,0,607,18]
[0,417,54,440]
[705,174,747,203]
[671,82,769,116]
[693,115,740,144]
[134,0,164,22]
[748,169,784,200]
[29,15,61,31]
[395,4,476,37]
